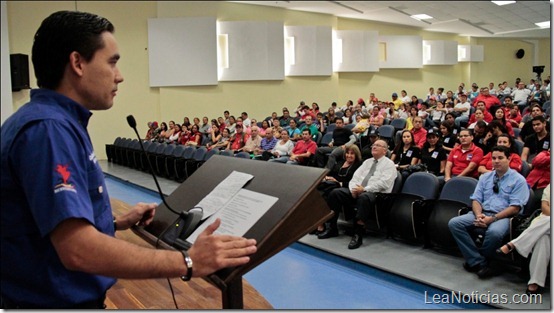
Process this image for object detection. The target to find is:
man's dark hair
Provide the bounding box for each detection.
[32,11,114,90]
[491,145,511,158]
[334,117,343,123]
[302,129,312,135]
[532,115,547,124]
[474,120,487,131]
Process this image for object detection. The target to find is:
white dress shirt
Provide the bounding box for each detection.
[349,156,397,193]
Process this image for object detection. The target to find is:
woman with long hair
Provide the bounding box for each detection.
[391,130,421,172]
[439,120,458,153]
[492,107,514,136]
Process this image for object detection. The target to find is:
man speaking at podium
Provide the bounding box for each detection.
[0,11,256,309]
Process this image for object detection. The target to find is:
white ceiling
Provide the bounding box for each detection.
[231,1,551,38]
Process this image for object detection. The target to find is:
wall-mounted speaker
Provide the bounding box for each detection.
[10,54,30,91]
[515,49,525,59]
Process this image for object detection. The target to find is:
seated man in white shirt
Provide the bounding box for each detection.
[319,140,397,250]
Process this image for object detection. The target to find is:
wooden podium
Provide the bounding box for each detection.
[132,155,333,308]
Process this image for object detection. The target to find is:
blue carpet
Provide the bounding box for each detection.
[104,175,492,309]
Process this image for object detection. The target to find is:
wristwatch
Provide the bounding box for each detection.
[180,250,193,281]
[492,215,498,222]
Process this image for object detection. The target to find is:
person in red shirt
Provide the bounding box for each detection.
[468,101,493,124]
[477,133,522,175]
[287,129,317,165]
[473,86,500,111]
[444,128,484,181]
[505,103,522,128]
[411,116,427,148]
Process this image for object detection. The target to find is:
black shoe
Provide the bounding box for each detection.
[348,234,363,249]
[463,262,481,273]
[317,228,338,239]
[477,266,496,279]
[525,285,543,295]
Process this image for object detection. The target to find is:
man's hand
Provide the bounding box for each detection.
[117,202,157,230]
[188,218,257,277]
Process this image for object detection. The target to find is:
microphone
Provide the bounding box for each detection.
[126,115,204,249]
[126,115,180,216]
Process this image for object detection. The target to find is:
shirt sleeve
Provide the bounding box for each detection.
[9,120,95,237]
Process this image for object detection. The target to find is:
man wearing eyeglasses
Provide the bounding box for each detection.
[444,129,484,182]
[322,140,396,249]
[448,146,529,279]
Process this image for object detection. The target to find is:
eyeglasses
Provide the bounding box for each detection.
[493,175,499,194]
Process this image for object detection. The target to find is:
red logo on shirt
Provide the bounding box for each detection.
[54,164,76,194]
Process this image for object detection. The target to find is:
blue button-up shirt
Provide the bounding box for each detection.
[470,169,529,214]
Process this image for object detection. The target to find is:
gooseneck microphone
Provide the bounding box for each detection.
[126,115,180,215]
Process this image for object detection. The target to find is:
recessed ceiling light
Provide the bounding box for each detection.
[491,1,516,6]
[410,14,433,21]
[535,21,550,28]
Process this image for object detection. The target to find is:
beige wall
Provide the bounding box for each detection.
[6,1,550,159]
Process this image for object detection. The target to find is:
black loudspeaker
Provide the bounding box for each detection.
[515,49,525,59]
[10,54,30,92]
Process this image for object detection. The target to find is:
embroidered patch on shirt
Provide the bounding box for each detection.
[54,164,77,194]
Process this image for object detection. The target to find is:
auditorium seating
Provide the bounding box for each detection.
[388,172,440,244]
[425,176,478,253]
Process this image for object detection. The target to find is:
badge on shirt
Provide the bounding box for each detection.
[453,129,458,135]
[467,153,473,161]
[444,137,450,143]
[543,141,550,150]
[406,150,413,157]
[53,164,77,194]
[431,151,439,159]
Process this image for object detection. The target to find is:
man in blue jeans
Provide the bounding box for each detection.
[448,146,529,278]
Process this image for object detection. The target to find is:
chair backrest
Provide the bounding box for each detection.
[439,176,478,207]
[344,124,355,131]
[390,118,406,131]
[521,188,538,216]
[401,172,440,200]
[162,144,175,155]
[377,125,395,140]
[141,140,151,151]
[182,146,196,159]
[171,145,186,157]
[192,146,207,161]
[314,131,323,145]
[113,137,122,145]
[154,143,167,154]
[319,132,334,147]
[335,111,344,118]
[220,149,234,157]
[391,171,404,194]
[147,142,159,153]
[204,148,220,161]
[325,123,337,133]
[514,139,524,155]
[235,151,251,159]
[520,160,530,178]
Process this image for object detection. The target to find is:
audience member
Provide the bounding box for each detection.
[255,129,278,157]
[279,109,294,127]
[467,109,488,130]
[468,101,493,125]
[505,103,522,129]
[453,93,471,127]
[419,128,447,176]
[287,119,302,142]
[266,130,295,161]
[315,145,363,237]
[439,120,458,153]
[444,129,483,181]
[411,117,427,148]
[274,129,317,165]
[391,130,421,173]
[521,116,550,164]
[314,118,356,169]
[496,183,550,295]
[323,140,396,249]
[300,116,319,141]
[229,124,248,151]
[241,125,262,154]
[481,120,509,155]
[209,128,232,151]
[477,134,522,175]
[199,116,210,134]
[473,86,500,112]
[448,146,529,278]
[491,107,514,137]
[525,149,550,204]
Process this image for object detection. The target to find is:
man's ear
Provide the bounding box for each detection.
[68,51,84,77]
